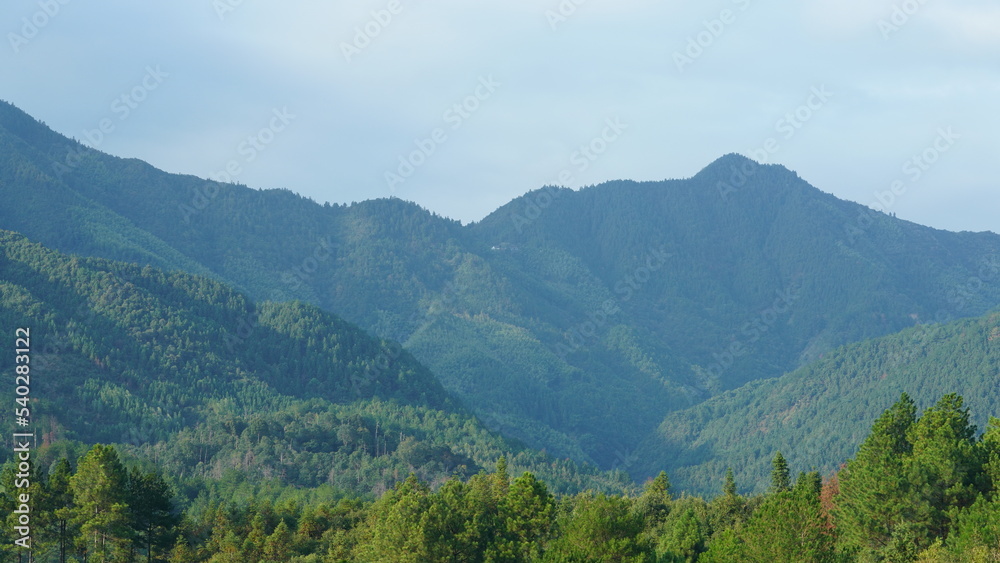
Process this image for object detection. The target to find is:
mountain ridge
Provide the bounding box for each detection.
[0,228,632,495]
[3,99,1000,474]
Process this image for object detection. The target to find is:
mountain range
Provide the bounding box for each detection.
[2,99,999,494]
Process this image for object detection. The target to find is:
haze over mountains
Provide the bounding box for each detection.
[2,100,999,494]
[0,229,629,497]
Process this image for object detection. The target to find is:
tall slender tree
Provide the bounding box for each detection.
[70,445,131,562]
[127,467,178,563]
[770,452,791,493]
[834,393,916,557]
[40,459,76,563]
[903,393,980,542]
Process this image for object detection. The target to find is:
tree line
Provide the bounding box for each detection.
[4,392,999,561]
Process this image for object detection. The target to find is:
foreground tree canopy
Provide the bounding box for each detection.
[3,392,999,562]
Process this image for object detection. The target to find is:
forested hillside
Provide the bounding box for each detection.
[4,394,999,561]
[0,230,631,499]
[3,99,1000,474]
[635,307,1000,495]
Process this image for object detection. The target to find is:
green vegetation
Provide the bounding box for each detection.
[0,230,630,500]
[3,101,1000,472]
[5,394,1000,561]
[635,310,1000,495]
[6,100,1000,560]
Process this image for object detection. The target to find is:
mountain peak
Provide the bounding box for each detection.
[693,153,802,190]
[706,152,760,169]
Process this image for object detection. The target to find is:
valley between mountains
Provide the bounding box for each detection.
[2,98,999,498]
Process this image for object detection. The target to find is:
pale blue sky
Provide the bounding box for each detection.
[3,0,998,232]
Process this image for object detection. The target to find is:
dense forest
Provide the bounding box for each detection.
[5,101,1000,561]
[3,100,1000,474]
[0,230,631,501]
[637,309,1000,494]
[3,393,999,561]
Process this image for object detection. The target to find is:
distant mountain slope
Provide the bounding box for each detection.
[0,230,630,495]
[633,308,1000,496]
[3,100,1000,473]
[473,158,1000,385]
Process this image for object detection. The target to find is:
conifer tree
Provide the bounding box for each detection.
[41,459,76,563]
[709,467,746,533]
[494,471,555,561]
[723,467,737,498]
[263,520,293,562]
[770,452,790,493]
[70,444,132,562]
[663,508,704,562]
[544,492,653,562]
[732,475,833,562]
[903,393,980,543]
[634,471,671,522]
[127,467,177,563]
[494,455,510,497]
[834,392,916,556]
[355,474,433,562]
[982,417,1000,494]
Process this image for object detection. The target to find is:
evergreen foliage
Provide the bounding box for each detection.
[4,101,1000,473]
[0,230,631,502]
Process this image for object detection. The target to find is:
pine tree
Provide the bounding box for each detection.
[41,458,76,563]
[355,474,433,562]
[794,471,822,498]
[903,393,980,543]
[983,417,1000,494]
[735,484,833,562]
[663,507,704,562]
[947,495,1000,556]
[243,512,267,561]
[770,452,790,493]
[834,393,916,557]
[723,467,737,498]
[70,444,132,562]
[634,471,671,522]
[127,467,177,563]
[168,535,196,563]
[544,492,652,562]
[263,520,293,562]
[493,455,510,497]
[493,471,555,561]
[709,467,746,533]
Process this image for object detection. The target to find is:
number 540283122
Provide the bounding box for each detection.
[14,328,30,425]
